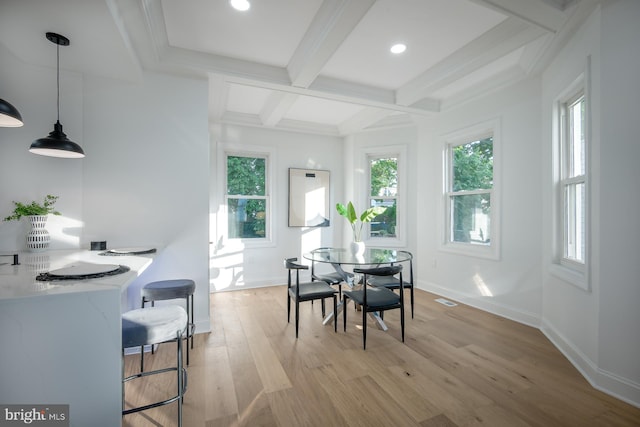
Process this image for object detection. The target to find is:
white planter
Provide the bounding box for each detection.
[350,241,365,256]
[26,215,50,252]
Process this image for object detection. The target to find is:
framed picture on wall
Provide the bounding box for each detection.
[288,168,330,227]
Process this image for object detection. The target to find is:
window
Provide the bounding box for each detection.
[442,120,499,259]
[552,79,589,289]
[561,93,586,265]
[225,154,269,240]
[368,156,398,239]
[447,136,493,244]
[358,145,406,247]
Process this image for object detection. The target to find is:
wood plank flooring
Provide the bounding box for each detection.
[122,286,640,426]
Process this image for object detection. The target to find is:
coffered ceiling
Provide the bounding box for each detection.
[0,0,596,136]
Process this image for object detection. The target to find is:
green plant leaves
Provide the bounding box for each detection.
[3,194,60,221]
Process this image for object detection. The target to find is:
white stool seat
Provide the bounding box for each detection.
[122,305,188,426]
[122,305,187,347]
[141,279,196,368]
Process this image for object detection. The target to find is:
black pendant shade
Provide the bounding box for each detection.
[0,98,24,127]
[29,120,84,158]
[29,32,85,159]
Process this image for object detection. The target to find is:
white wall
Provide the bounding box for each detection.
[0,44,84,251]
[598,0,640,397]
[540,2,602,387]
[209,124,344,291]
[540,0,640,405]
[416,78,544,327]
[0,47,211,333]
[82,72,211,332]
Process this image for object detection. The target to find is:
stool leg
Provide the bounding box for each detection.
[190,293,195,350]
[177,329,183,427]
[140,297,146,372]
[150,301,156,355]
[122,349,125,416]
[185,295,190,366]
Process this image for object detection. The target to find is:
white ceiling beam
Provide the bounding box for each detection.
[466,0,567,33]
[208,74,228,123]
[223,111,341,136]
[287,0,376,88]
[225,75,435,116]
[258,0,375,129]
[396,18,546,107]
[260,92,299,127]
[338,108,394,135]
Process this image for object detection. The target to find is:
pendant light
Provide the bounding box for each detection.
[0,98,24,127]
[29,32,85,158]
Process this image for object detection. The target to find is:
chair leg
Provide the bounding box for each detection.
[362,306,367,350]
[343,296,348,332]
[287,295,291,323]
[295,300,300,338]
[410,286,414,318]
[321,298,326,317]
[333,295,337,333]
[401,304,405,343]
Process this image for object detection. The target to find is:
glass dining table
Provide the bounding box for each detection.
[303,247,412,330]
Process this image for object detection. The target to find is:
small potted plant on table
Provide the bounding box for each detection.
[4,195,61,251]
[336,201,386,256]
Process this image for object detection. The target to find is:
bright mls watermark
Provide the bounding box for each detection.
[0,405,68,426]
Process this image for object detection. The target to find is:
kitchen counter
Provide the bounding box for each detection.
[0,249,154,300]
[0,249,157,427]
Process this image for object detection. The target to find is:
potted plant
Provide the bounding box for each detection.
[4,195,60,251]
[336,201,386,255]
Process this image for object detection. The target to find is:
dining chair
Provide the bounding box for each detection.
[310,247,353,298]
[284,257,338,338]
[342,264,404,349]
[367,250,415,318]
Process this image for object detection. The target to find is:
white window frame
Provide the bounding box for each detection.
[358,145,407,248]
[550,64,590,290]
[439,119,501,260]
[217,143,276,249]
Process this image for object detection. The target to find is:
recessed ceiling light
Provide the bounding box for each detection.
[230,0,250,11]
[390,43,407,54]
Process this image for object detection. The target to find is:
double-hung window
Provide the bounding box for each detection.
[225,153,270,241]
[443,121,499,259]
[368,156,398,239]
[360,145,406,246]
[553,80,589,289]
[561,93,586,265]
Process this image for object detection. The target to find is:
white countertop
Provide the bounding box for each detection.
[0,249,155,300]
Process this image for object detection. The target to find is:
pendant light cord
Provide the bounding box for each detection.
[56,41,60,123]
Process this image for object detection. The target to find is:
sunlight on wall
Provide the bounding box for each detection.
[210,248,245,291]
[473,273,494,297]
[49,215,82,247]
[300,227,323,264]
[305,186,327,225]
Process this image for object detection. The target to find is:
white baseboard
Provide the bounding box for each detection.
[418,279,640,409]
[541,320,640,409]
[419,280,540,328]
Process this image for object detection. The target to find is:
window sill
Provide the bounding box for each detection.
[365,237,405,248]
[438,241,499,261]
[223,238,276,250]
[549,262,590,292]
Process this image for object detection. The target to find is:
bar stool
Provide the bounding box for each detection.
[141,279,195,370]
[122,305,188,426]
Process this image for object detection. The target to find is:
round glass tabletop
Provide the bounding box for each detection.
[303,247,411,265]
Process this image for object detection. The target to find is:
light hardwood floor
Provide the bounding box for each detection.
[122,286,640,426]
